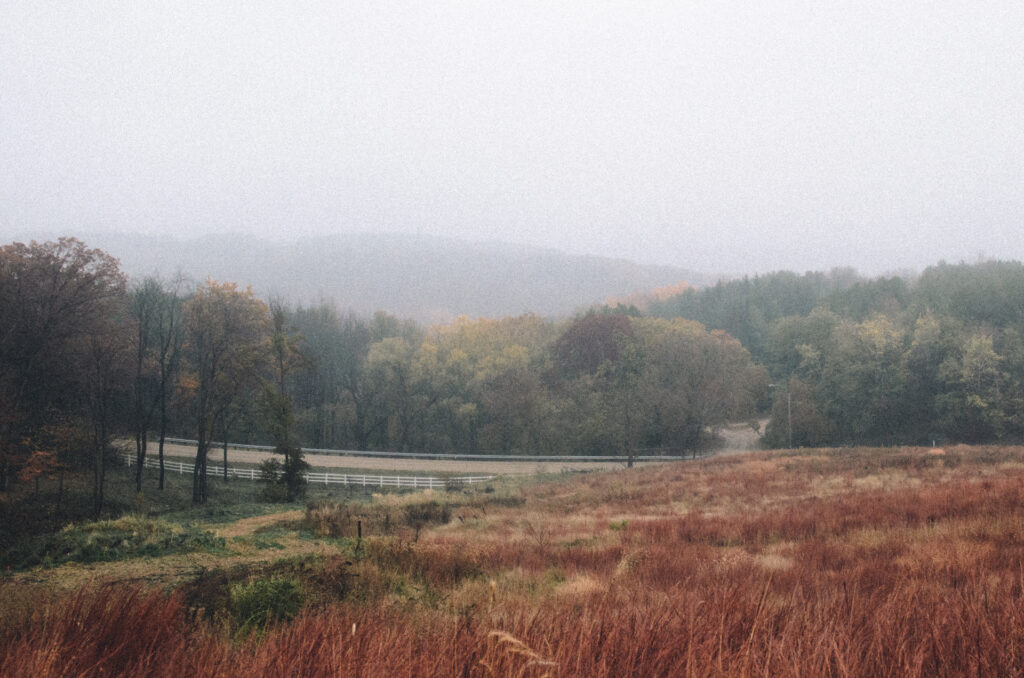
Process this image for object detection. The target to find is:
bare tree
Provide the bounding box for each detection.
[79,313,132,517]
[130,276,187,491]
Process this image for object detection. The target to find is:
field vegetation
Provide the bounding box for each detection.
[4,444,1024,676]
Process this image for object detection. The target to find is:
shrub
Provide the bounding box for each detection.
[229,577,305,635]
[278,445,310,502]
[305,501,355,538]
[258,450,310,502]
[403,501,451,538]
[257,459,289,502]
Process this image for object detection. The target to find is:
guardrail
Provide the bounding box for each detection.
[161,438,690,463]
[122,453,495,490]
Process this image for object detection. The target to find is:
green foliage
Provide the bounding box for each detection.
[256,459,287,502]
[0,515,224,571]
[182,554,351,631]
[644,260,1024,448]
[553,313,634,378]
[279,447,310,502]
[648,270,856,360]
[256,448,310,503]
[229,576,305,634]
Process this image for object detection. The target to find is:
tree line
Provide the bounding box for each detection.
[12,237,1014,511]
[650,261,1024,447]
[0,238,765,509]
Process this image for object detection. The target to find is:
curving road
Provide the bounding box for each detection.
[155,442,667,475]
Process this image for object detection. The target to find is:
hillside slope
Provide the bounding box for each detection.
[32,231,710,321]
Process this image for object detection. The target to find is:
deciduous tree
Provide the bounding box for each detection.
[184,281,269,504]
[0,238,126,491]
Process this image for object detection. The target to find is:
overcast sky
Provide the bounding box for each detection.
[2,2,1022,275]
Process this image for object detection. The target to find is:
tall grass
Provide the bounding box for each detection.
[6,445,1024,676]
[5,574,1022,676]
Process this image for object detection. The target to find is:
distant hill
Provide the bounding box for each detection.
[18,231,712,321]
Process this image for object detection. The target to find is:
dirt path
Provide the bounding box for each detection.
[715,419,768,455]
[5,510,321,593]
[214,509,303,538]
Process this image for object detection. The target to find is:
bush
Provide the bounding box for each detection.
[305,501,355,538]
[403,501,451,540]
[229,577,305,634]
[257,449,310,503]
[257,459,288,502]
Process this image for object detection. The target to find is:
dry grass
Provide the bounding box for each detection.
[5,445,1024,676]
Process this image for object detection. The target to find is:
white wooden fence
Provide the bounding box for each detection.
[122,453,495,490]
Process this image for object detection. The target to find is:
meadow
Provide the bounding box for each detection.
[3,445,1024,676]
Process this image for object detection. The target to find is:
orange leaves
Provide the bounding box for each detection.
[17,448,60,484]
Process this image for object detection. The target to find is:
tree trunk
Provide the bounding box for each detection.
[1,420,16,492]
[93,423,106,518]
[135,433,147,492]
[193,430,209,504]
[158,391,167,490]
[158,433,166,490]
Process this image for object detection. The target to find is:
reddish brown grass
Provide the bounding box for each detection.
[5,445,1024,676]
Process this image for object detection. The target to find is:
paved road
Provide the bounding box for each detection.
[156,442,668,475]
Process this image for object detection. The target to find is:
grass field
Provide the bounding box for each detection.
[3,444,1024,676]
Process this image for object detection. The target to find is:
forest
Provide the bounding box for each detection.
[650,261,1024,447]
[0,237,763,512]
[3,236,1024,513]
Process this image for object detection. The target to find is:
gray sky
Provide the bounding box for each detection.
[2,2,1022,275]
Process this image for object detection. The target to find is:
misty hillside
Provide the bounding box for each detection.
[54,232,710,321]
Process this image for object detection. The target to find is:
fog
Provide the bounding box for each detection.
[2,2,1022,275]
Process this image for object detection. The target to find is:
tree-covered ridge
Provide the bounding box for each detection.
[0,238,762,512]
[7,236,1023,514]
[651,260,1024,446]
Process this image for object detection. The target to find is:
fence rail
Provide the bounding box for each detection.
[161,438,689,463]
[122,453,495,490]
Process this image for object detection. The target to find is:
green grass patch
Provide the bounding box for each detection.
[231,535,286,550]
[1,515,226,571]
